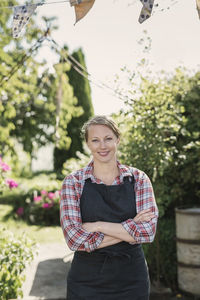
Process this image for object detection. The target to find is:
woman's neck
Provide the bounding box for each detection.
[93,160,119,185]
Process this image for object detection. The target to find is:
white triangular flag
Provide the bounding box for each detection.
[13,4,37,38]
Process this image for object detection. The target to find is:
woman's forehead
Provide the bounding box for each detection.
[87,125,115,137]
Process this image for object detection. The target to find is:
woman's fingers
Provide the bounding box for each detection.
[82,222,92,231]
[136,209,152,215]
[82,222,97,232]
[134,211,155,222]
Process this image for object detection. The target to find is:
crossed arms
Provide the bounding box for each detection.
[60,172,158,252]
[82,208,155,250]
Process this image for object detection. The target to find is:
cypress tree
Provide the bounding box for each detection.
[53,48,94,172]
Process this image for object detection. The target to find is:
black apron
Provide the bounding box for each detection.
[67,177,150,300]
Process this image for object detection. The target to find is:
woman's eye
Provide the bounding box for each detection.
[92,139,98,143]
[106,137,112,141]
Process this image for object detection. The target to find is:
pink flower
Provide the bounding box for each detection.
[34,196,42,202]
[0,158,11,172]
[41,190,47,195]
[48,192,55,199]
[42,203,50,208]
[6,179,18,189]
[16,207,24,216]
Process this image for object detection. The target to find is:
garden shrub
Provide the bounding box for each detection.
[115,68,200,290]
[62,149,90,177]
[0,157,18,194]
[0,227,37,300]
[1,172,62,226]
[2,154,90,226]
[16,151,90,225]
[4,189,61,226]
[143,218,177,290]
[27,190,61,225]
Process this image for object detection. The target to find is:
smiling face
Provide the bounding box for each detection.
[87,125,119,164]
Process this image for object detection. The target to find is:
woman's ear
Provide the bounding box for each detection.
[117,137,120,145]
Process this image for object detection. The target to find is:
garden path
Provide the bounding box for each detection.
[21,242,195,300]
[22,242,73,300]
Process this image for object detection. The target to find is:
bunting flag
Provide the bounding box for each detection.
[6,0,198,38]
[12,4,38,38]
[196,0,200,19]
[70,0,95,24]
[139,0,154,24]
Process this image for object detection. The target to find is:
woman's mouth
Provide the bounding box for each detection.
[98,151,109,157]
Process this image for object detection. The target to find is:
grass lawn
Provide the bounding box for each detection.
[0,204,65,244]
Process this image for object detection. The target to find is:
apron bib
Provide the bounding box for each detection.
[67,177,150,300]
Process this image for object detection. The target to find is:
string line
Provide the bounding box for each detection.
[0,30,131,102]
[49,37,131,102]
[0,0,69,9]
[0,32,48,87]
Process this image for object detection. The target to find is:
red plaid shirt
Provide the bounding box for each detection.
[60,161,158,252]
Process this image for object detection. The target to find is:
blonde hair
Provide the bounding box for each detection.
[82,115,120,142]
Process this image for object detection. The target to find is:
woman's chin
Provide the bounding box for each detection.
[95,154,116,163]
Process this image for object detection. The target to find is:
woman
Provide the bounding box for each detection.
[60,115,158,300]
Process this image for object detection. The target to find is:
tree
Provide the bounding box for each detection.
[0,3,82,175]
[44,61,83,174]
[0,0,44,158]
[114,67,200,289]
[53,48,94,172]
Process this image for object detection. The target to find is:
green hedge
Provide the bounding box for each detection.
[0,227,37,300]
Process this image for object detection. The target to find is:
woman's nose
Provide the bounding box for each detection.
[99,140,106,148]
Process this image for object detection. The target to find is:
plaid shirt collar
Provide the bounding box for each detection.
[82,160,133,183]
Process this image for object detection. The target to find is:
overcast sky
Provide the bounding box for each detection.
[18,0,200,115]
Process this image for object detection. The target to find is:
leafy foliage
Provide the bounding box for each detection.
[9,189,61,226]
[62,147,90,177]
[1,172,62,225]
[0,3,87,176]
[0,227,36,300]
[0,0,43,157]
[26,189,61,226]
[0,157,18,194]
[115,67,200,288]
[36,61,82,150]
[54,48,94,173]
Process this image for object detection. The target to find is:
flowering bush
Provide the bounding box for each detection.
[15,189,61,226]
[29,190,61,225]
[0,157,18,193]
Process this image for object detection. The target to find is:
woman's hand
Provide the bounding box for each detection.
[82,209,155,233]
[134,209,155,223]
[82,222,98,232]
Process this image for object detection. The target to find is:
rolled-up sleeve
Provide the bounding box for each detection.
[121,171,158,244]
[60,175,104,252]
